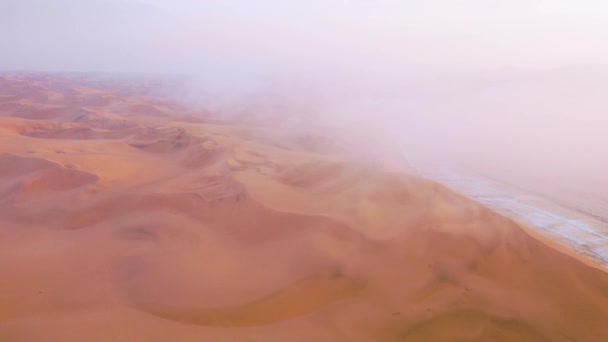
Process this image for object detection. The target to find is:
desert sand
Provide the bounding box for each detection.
[1,72,608,341]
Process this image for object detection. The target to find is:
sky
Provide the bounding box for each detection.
[2,0,608,74]
[1,0,607,204]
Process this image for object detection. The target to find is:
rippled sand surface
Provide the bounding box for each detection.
[1,73,608,341]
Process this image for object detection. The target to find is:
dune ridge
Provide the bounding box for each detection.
[1,73,608,341]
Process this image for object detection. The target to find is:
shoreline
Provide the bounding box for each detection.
[424,169,608,270]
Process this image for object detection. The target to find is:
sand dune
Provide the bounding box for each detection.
[0,154,98,204]
[1,72,608,341]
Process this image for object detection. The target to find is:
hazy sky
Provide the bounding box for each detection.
[2,0,608,74]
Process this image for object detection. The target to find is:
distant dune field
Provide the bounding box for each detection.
[1,73,608,341]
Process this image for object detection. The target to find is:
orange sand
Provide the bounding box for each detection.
[1,73,608,341]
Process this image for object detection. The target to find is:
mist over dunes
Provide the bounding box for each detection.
[2,0,608,340]
[1,73,608,341]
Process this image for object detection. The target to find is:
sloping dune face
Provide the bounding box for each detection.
[1,73,608,342]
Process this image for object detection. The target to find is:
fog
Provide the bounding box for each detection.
[1,0,607,208]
